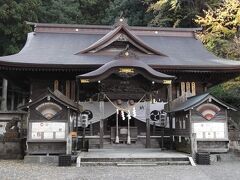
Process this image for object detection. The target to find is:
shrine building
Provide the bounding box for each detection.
[0,18,239,157]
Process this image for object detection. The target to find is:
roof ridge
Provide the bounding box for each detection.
[26,21,201,32]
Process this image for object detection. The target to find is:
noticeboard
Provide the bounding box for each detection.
[31,122,66,140]
[193,122,225,139]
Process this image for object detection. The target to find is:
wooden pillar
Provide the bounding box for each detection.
[22,96,25,105]
[153,122,156,136]
[76,79,80,102]
[11,92,15,111]
[66,108,72,154]
[71,81,76,100]
[54,80,59,91]
[145,93,151,148]
[1,78,8,111]
[167,83,173,149]
[167,84,173,103]
[75,79,80,150]
[189,109,197,159]
[75,113,79,151]
[99,93,105,149]
[90,121,93,136]
[66,80,70,98]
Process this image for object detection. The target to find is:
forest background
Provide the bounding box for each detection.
[0,0,239,109]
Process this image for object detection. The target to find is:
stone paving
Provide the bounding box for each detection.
[0,160,240,180]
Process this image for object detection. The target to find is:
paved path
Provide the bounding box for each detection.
[0,160,240,180]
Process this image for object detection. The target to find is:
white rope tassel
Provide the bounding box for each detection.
[121,110,125,120]
[132,107,136,117]
[105,94,146,112]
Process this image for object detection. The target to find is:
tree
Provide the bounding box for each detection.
[38,0,110,25]
[0,0,40,55]
[195,0,240,109]
[148,0,220,27]
[195,0,240,59]
[102,0,153,26]
[37,0,80,24]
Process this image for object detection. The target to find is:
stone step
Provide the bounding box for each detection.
[80,157,189,162]
[117,163,158,166]
[78,161,190,166]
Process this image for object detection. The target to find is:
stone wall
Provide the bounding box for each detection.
[0,140,24,159]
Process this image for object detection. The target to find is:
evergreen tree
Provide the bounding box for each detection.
[148,0,220,27]
[195,0,240,108]
[0,0,40,55]
[102,0,153,26]
[38,0,110,25]
[195,0,240,59]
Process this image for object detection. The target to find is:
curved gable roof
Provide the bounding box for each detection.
[79,24,166,56]
[170,93,237,112]
[77,59,175,83]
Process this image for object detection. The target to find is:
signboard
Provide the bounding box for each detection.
[31,122,66,140]
[163,80,172,85]
[119,68,135,73]
[193,122,225,139]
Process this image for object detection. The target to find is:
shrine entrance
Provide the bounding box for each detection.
[75,18,176,150]
[76,58,175,149]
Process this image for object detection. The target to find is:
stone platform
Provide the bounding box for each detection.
[24,155,60,164]
[78,149,191,166]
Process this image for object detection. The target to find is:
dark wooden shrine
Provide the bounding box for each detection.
[170,93,236,153]
[20,89,81,155]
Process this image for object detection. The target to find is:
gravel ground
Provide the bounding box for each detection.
[0,160,240,180]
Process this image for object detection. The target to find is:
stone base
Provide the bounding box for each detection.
[0,140,24,159]
[24,155,59,164]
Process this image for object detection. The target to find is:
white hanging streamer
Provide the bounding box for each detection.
[127,110,131,120]
[121,110,125,120]
[105,94,146,113]
[132,107,136,117]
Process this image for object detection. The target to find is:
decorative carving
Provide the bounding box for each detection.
[115,44,139,59]
[36,102,62,120]
[117,33,127,41]
[196,103,221,120]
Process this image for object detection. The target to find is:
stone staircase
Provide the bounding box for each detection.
[78,157,190,166]
[76,149,191,166]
